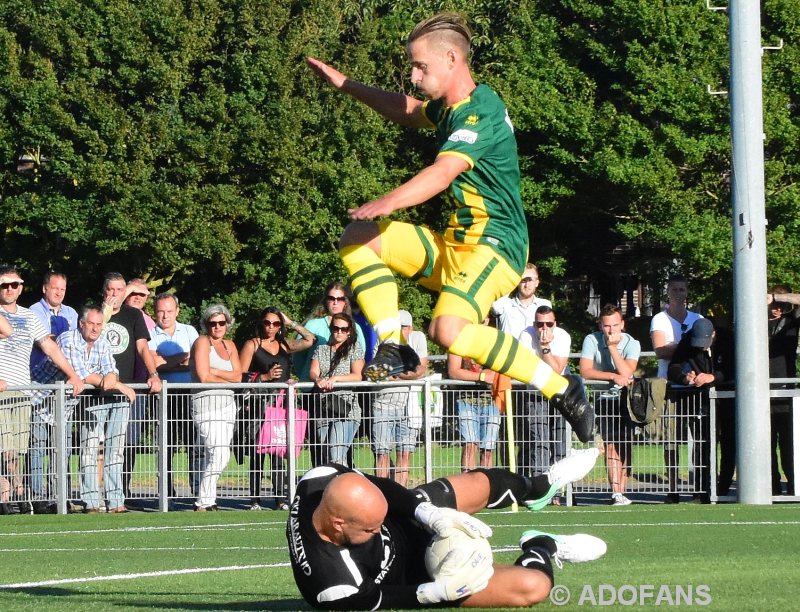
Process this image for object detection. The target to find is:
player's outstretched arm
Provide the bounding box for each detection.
[348,154,469,220]
[307,57,428,128]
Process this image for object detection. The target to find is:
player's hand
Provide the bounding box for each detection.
[414,502,492,539]
[416,547,494,604]
[348,198,397,220]
[306,57,347,89]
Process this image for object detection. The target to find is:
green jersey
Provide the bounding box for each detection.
[422,83,527,273]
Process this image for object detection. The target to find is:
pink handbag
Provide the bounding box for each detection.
[256,391,308,458]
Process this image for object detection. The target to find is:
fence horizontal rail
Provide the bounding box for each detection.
[1,378,797,514]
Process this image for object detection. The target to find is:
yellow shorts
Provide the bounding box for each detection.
[378,221,522,324]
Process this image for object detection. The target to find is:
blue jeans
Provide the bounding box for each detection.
[316,419,359,465]
[80,400,130,510]
[29,411,52,499]
[372,390,418,454]
[457,397,500,450]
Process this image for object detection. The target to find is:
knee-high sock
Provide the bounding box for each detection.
[516,536,556,583]
[449,323,568,398]
[339,244,402,343]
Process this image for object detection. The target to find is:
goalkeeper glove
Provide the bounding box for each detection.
[414,502,492,539]
[416,546,494,604]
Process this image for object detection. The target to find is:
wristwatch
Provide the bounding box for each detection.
[541,348,551,355]
[148,371,160,378]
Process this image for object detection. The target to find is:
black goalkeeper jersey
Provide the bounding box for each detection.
[286,464,434,610]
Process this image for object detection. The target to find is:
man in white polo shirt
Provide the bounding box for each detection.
[491,263,551,340]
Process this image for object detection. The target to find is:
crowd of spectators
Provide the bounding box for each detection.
[0,265,794,514]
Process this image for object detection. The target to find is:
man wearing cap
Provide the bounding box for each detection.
[766,288,800,496]
[667,317,721,503]
[371,310,428,487]
[0,265,84,513]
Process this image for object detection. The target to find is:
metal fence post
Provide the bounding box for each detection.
[157,382,169,512]
[423,378,433,484]
[54,381,68,515]
[287,382,298,503]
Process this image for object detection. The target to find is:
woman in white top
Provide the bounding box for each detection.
[191,304,242,511]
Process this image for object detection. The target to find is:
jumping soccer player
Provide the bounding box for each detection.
[286,450,605,610]
[306,12,594,442]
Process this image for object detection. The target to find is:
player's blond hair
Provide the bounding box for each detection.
[408,12,472,58]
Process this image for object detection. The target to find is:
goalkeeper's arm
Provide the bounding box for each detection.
[368,475,491,539]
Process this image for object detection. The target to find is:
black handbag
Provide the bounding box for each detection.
[319,392,352,419]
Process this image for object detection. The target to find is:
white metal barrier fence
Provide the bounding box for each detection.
[0,380,795,513]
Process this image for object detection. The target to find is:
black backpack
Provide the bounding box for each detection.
[623,377,667,425]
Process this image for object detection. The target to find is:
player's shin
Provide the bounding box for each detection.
[516,535,557,583]
[448,323,568,397]
[339,244,402,343]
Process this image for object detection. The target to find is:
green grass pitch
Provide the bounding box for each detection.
[0,503,797,610]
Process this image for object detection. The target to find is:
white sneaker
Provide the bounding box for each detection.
[612,493,632,506]
[520,530,607,564]
[248,502,262,511]
[524,448,600,511]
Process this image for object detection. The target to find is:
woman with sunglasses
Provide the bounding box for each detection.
[309,313,365,465]
[293,282,367,384]
[190,304,242,511]
[239,307,313,510]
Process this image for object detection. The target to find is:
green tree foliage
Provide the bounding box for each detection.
[1,0,799,341]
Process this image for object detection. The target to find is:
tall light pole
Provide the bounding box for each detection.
[729,0,771,504]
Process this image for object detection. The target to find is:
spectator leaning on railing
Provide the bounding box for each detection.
[579,304,640,507]
[31,305,134,514]
[0,265,83,515]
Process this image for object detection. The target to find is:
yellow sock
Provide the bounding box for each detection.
[340,244,402,343]
[449,323,568,398]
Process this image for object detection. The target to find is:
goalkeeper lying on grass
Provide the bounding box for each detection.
[286,450,605,610]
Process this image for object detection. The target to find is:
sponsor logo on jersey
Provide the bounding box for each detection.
[448,129,478,144]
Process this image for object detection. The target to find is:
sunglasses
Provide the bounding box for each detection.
[128,292,148,298]
[326,295,347,303]
[535,321,555,328]
[207,320,228,328]
[330,325,350,333]
[262,319,282,328]
[0,281,23,290]
[520,277,537,284]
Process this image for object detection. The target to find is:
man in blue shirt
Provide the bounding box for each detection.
[148,293,200,498]
[29,271,79,370]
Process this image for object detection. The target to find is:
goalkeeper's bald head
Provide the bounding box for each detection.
[315,472,388,546]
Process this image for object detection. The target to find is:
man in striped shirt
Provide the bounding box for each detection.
[0,265,84,513]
